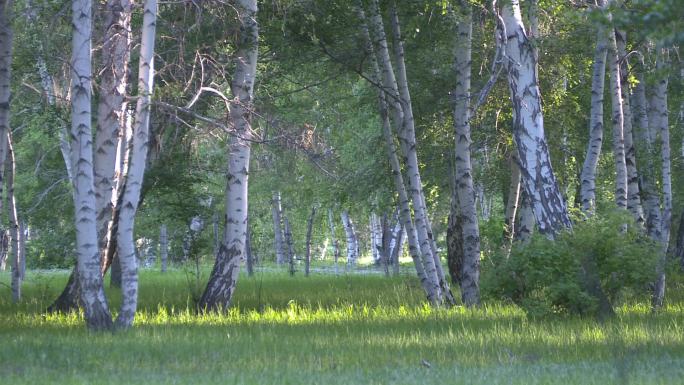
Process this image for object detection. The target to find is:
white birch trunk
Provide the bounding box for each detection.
[499,0,571,236]
[327,208,338,274]
[504,154,521,243]
[358,4,434,299]
[651,49,671,308]
[6,132,21,302]
[71,0,113,329]
[452,4,480,306]
[607,27,628,210]
[95,0,131,257]
[579,9,607,214]
[615,30,644,224]
[115,0,157,328]
[632,59,661,237]
[516,191,535,242]
[199,0,257,311]
[272,192,285,264]
[341,211,357,268]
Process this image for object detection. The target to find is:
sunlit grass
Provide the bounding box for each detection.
[0,268,683,384]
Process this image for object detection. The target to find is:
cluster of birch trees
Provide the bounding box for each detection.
[0,0,682,329]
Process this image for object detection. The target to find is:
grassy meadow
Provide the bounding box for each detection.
[1,265,684,384]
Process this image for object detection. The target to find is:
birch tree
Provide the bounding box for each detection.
[497,0,571,236]
[272,192,285,264]
[0,0,11,231]
[115,0,157,328]
[607,24,628,210]
[6,132,21,302]
[198,0,258,312]
[451,3,480,306]
[580,0,607,214]
[70,0,113,330]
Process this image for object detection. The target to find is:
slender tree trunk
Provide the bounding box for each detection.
[358,4,434,299]
[70,0,113,330]
[341,211,357,268]
[380,214,391,277]
[386,2,448,303]
[95,0,131,271]
[390,218,402,276]
[272,192,285,264]
[0,0,11,205]
[674,209,684,271]
[305,207,315,277]
[651,48,671,309]
[498,0,571,236]
[285,217,295,276]
[198,0,258,312]
[607,27,628,210]
[446,187,464,285]
[6,132,21,302]
[451,3,480,306]
[160,224,168,273]
[503,154,521,244]
[615,30,644,224]
[114,0,157,328]
[580,7,607,213]
[633,58,661,238]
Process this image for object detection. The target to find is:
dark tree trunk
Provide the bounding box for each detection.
[380,213,391,277]
[197,244,240,312]
[675,209,684,271]
[446,195,464,285]
[47,267,82,313]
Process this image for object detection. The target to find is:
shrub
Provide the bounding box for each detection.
[482,211,658,318]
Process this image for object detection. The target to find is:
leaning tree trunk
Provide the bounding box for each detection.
[579,6,607,214]
[114,0,156,328]
[6,132,21,302]
[70,0,113,330]
[451,3,480,306]
[358,4,434,300]
[387,3,451,304]
[498,0,571,236]
[198,0,258,312]
[271,192,285,264]
[607,26,628,210]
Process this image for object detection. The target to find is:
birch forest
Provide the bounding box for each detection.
[1,0,684,383]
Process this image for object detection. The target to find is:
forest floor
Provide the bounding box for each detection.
[1,265,684,384]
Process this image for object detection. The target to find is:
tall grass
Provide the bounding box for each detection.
[0,268,683,384]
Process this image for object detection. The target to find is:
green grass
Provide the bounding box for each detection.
[1,267,683,384]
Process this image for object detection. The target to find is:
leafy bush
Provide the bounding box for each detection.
[482,211,658,318]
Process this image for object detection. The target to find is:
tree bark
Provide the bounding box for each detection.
[579,7,607,214]
[650,48,671,309]
[272,192,285,264]
[503,154,521,244]
[198,0,258,312]
[358,3,434,300]
[380,213,391,277]
[0,0,11,207]
[615,30,644,224]
[70,0,113,330]
[498,0,571,236]
[451,3,480,306]
[386,2,449,303]
[114,0,157,328]
[607,26,628,210]
[516,190,535,242]
[328,208,338,275]
[245,217,254,277]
